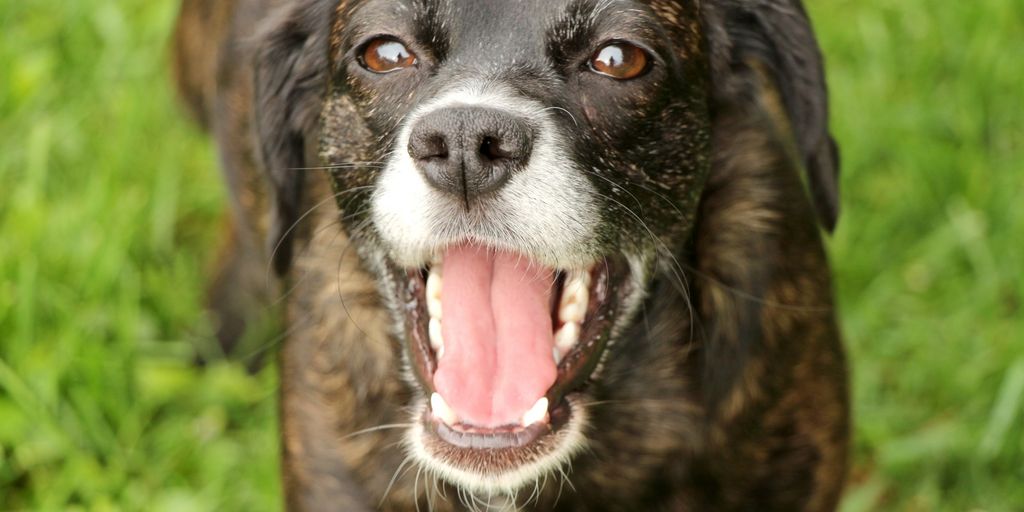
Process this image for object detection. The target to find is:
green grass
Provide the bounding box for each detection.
[0,0,1021,510]
[816,1,1024,510]
[0,2,278,510]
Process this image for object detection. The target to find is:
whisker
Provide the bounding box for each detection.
[269,204,370,308]
[541,106,579,128]
[554,465,570,506]
[335,218,386,344]
[414,464,424,512]
[381,455,416,508]
[590,190,698,337]
[339,423,414,442]
[265,185,375,286]
[281,161,388,172]
[577,166,687,221]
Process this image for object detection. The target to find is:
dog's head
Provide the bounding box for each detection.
[255,0,838,497]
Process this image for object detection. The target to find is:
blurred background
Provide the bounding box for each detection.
[0,0,1021,510]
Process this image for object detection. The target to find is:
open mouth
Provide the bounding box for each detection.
[390,243,631,486]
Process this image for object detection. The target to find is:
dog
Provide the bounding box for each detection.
[172,0,848,510]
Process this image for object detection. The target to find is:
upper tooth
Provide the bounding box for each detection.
[559,302,585,324]
[520,397,549,427]
[426,270,442,319]
[555,321,580,353]
[564,271,590,299]
[553,346,563,365]
[431,393,459,425]
[429,317,444,357]
[558,272,590,324]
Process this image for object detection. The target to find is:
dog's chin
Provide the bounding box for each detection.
[379,245,644,495]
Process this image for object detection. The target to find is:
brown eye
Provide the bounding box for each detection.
[589,42,649,80]
[359,37,417,73]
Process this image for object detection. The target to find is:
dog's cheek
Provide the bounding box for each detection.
[644,94,712,190]
[578,83,657,141]
[628,99,711,244]
[343,62,432,141]
[320,93,379,223]
[576,86,711,249]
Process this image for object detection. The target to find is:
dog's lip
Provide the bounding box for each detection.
[545,261,617,404]
[424,398,571,449]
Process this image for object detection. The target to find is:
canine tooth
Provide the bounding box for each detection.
[558,273,589,324]
[555,322,580,353]
[429,318,444,357]
[427,296,443,320]
[521,397,549,427]
[563,280,588,304]
[558,300,586,324]
[431,393,459,425]
[566,270,591,294]
[426,271,443,319]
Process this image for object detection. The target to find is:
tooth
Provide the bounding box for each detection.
[431,393,459,425]
[429,318,444,357]
[521,397,549,427]
[553,346,562,365]
[558,274,589,324]
[559,301,585,324]
[555,322,580,353]
[564,271,590,299]
[427,271,443,319]
[427,296,443,320]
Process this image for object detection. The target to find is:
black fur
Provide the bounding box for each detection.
[706,0,840,230]
[253,0,334,274]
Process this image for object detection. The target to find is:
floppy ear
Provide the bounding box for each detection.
[706,0,841,231]
[253,0,332,274]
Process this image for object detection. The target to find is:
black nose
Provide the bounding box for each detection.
[408,106,533,202]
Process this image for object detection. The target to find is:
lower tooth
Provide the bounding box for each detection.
[555,322,580,352]
[429,318,444,357]
[521,397,549,427]
[431,393,459,425]
[553,347,563,365]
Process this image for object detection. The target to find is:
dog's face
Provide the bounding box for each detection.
[316,0,710,494]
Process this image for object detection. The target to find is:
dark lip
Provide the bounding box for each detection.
[425,399,571,450]
[390,256,629,436]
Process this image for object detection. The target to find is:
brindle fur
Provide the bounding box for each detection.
[173,0,848,510]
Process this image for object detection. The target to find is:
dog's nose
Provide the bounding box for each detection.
[408,106,533,202]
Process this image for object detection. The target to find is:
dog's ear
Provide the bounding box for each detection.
[706,0,840,231]
[253,0,332,274]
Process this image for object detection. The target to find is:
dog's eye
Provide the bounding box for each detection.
[359,37,417,73]
[588,42,649,80]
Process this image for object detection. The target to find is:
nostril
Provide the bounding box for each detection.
[479,136,505,162]
[410,132,449,162]
[424,135,449,161]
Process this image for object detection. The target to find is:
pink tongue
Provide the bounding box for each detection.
[433,244,557,427]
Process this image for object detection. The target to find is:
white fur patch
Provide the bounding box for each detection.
[404,396,588,497]
[371,81,601,270]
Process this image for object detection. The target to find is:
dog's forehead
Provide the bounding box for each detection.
[442,0,565,57]
[361,0,534,71]
[343,0,699,61]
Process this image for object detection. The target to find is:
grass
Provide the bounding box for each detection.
[0,0,1020,510]
[816,1,1024,509]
